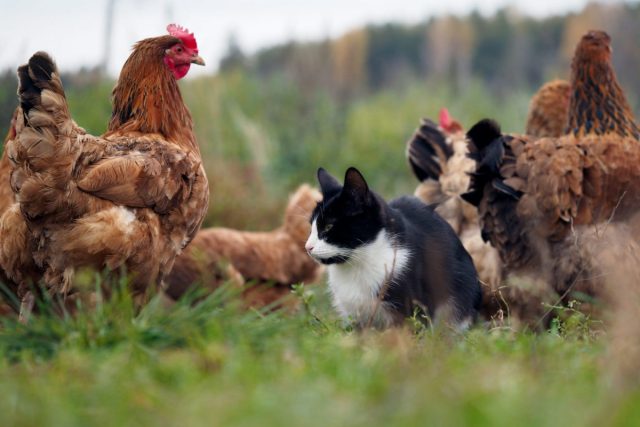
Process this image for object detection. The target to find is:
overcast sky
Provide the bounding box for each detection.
[0,0,634,76]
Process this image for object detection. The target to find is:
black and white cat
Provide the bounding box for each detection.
[305,167,481,329]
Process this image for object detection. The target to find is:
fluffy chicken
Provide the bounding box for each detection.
[463,30,640,302]
[406,110,502,309]
[0,113,19,314]
[407,111,553,324]
[1,25,209,314]
[525,79,571,138]
[165,185,323,309]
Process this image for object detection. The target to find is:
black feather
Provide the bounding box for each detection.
[461,189,483,207]
[28,52,55,85]
[406,118,453,182]
[492,180,523,200]
[477,137,506,176]
[466,119,501,152]
[17,64,39,116]
[17,51,58,116]
[462,119,515,207]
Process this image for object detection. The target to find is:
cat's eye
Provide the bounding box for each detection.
[323,223,333,233]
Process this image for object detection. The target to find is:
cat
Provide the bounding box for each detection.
[305,167,482,330]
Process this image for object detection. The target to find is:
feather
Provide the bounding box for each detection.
[525,80,571,138]
[0,32,210,313]
[462,30,640,315]
[406,118,453,182]
[407,111,504,319]
[166,185,323,309]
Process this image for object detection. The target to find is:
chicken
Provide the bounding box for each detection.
[525,80,571,138]
[462,30,640,304]
[407,110,558,325]
[0,112,19,314]
[406,109,502,316]
[0,24,209,315]
[165,184,323,309]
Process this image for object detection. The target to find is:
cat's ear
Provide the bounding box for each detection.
[342,167,370,208]
[317,167,342,197]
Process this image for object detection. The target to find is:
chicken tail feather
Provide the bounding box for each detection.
[466,119,502,160]
[12,52,79,220]
[406,118,453,182]
[462,118,526,206]
[18,52,70,126]
[16,52,77,166]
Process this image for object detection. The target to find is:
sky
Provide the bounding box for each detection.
[0,0,634,76]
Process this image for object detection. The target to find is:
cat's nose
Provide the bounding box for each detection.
[305,242,314,253]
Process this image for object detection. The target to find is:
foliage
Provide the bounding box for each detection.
[182,70,533,223]
[232,3,640,102]
[0,70,17,140]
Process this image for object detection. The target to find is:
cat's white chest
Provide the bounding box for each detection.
[327,230,410,327]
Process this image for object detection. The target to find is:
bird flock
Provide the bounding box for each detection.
[408,30,640,327]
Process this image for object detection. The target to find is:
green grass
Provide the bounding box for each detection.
[0,283,637,427]
[2,69,638,427]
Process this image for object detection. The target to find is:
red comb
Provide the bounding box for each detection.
[439,108,452,129]
[167,24,198,51]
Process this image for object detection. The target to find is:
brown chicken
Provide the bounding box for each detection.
[0,112,19,314]
[462,30,640,305]
[165,184,323,309]
[1,25,209,315]
[525,80,571,138]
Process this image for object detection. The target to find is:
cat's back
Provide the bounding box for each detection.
[389,195,474,260]
[388,194,482,325]
[389,195,451,235]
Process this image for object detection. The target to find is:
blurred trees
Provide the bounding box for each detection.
[330,29,368,101]
[364,23,426,90]
[219,35,247,73]
[428,16,473,91]
[219,2,639,104]
[0,2,639,229]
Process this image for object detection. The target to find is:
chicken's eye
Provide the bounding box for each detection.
[176,46,183,53]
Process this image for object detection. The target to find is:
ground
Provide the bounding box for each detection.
[0,282,638,427]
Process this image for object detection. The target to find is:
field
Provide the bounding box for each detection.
[1,284,637,427]
[1,50,639,425]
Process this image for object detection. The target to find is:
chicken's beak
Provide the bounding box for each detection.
[191,55,205,66]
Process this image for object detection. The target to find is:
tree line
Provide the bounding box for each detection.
[220,2,640,105]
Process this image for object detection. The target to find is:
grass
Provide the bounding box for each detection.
[0,282,637,427]
[1,67,638,427]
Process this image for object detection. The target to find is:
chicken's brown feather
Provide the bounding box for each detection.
[525,80,571,138]
[166,185,323,309]
[1,36,209,306]
[567,31,639,139]
[106,36,198,153]
[463,31,640,308]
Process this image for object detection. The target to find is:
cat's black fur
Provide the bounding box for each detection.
[310,167,482,328]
